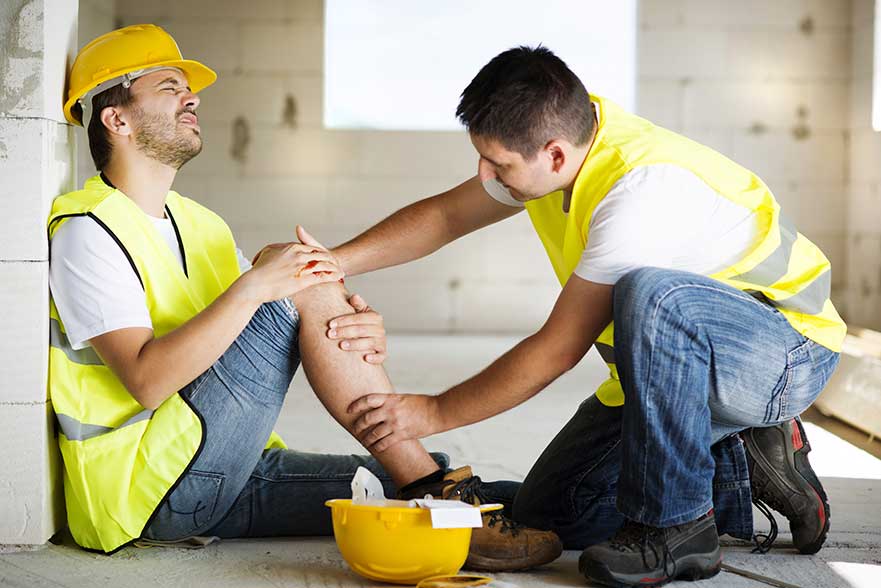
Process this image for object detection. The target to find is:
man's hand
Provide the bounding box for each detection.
[245,226,344,303]
[347,393,441,452]
[328,294,387,364]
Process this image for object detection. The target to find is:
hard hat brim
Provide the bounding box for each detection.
[63,59,217,126]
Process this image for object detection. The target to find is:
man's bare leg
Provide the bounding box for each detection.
[291,282,439,487]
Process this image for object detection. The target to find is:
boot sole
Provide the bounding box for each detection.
[464,543,564,573]
[579,547,722,588]
[743,421,830,554]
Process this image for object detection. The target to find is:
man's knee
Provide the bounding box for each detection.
[512,468,573,530]
[290,281,352,322]
[513,479,624,549]
[511,479,552,529]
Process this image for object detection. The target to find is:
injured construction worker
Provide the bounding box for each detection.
[334,46,846,587]
[47,24,563,571]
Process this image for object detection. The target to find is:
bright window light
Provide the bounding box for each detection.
[829,562,881,588]
[802,422,881,480]
[324,0,637,131]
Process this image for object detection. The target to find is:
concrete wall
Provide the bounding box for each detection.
[639,0,853,316]
[76,0,117,184]
[0,0,78,546]
[847,0,881,329]
[112,0,566,333]
[112,0,857,332]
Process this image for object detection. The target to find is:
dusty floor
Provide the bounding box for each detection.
[2,335,880,588]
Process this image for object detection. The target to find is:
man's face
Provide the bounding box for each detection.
[471,134,559,202]
[124,69,202,169]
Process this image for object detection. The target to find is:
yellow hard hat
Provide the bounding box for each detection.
[64,24,217,126]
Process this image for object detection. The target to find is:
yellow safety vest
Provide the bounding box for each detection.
[524,96,846,408]
[48,175,285,553]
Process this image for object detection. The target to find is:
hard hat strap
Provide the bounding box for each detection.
[78,66,184,128]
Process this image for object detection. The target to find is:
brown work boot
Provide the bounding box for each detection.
[398,466,563,572]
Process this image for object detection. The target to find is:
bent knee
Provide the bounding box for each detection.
[290,281,352,320]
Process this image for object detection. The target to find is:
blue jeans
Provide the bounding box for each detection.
[142,300,455,541]
[513,268,840,549]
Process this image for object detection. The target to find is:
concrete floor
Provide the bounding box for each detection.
[2,335,880,588]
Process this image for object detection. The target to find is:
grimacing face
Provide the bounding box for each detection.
[470,134,564,202]
[125,69,203,169]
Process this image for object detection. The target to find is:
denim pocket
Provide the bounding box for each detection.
[766,338,822,423]
[163,470,225,538]
[779,341,839,422]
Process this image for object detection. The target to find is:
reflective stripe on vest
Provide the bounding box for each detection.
[50,318,103,366]
[730,214,797,287]
[775,270,830,316]
[57,409,153,441]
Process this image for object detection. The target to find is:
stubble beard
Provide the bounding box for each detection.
[132,107,203,170]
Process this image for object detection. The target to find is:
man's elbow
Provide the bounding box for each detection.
[527,331,584,376]
[126,380,166,411]
[556,349,584,374]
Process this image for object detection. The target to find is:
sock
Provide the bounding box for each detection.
[399,468,445,495]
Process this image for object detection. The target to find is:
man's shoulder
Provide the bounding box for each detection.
[51,176,115,217]
[51,216,117,253]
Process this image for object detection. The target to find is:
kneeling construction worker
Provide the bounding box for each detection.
[336,46,844,587]
[48,25,562,572]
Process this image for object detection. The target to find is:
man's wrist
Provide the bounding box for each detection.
[430,393,450,434]
[330,246,351,276]
[230,271,265,309]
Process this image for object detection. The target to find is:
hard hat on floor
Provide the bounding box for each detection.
[63,23,216,126]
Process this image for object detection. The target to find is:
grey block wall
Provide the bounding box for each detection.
[0,0,78,546]
[115,0,858,332]
[847,0,881,328]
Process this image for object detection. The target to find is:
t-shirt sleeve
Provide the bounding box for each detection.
[235,246,252,272]
[49,218,152,350]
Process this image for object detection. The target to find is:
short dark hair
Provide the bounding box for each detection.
[456,46,594,159]
[75,84,134,171]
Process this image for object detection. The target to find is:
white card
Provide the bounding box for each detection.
[413,498,483,529]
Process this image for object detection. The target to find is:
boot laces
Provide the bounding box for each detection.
[609,521,678,579]
[750,497,779,554]
[447,475,523,536]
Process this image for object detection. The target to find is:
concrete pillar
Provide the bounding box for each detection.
[0,0,77,547]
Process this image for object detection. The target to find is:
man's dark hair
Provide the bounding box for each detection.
[76,84,134,171]
[456,46,594,159]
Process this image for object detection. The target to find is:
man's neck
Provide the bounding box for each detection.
[103,154,177,218]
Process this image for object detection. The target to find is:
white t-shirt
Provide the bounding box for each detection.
[483,163,759,285]
[49,215,251,351]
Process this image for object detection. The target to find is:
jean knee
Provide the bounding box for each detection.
[511,474,556,527]
[512,486,542,527]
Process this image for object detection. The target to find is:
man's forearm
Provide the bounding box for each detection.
[125,277,262,409]
[333,196,453,277]
[433,332,577,432]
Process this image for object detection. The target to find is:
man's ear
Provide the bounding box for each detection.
[100,106,133,138]
[545,140,566,173]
